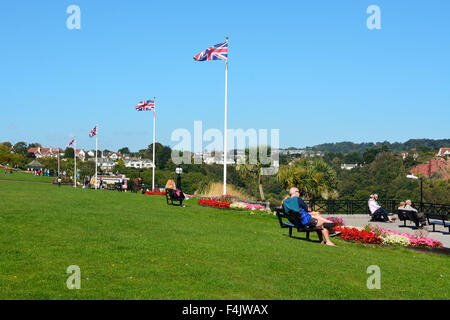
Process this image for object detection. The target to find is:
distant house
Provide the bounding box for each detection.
[436,148,450,157]
[27,147,64,158]
[341,164,358,170]
[104,152,122,160]
[74,149,85,161]
[124,158,154,169]
[401,149,419,160]
[96,158,116,171]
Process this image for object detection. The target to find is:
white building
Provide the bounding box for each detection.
[124,158,154,169]
[97,158,116,171]
[436,148,450,157]
[341,164,358,170]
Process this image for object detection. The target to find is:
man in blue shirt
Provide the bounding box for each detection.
[283,187,337,246]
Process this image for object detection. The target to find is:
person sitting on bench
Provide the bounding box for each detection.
[368,194,395,222]
[166,178,185,205]
[283,187,337,246]
[404,200,426,227]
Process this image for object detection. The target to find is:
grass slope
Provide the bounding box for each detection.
[0,171,53,183]
[0,178,449,299]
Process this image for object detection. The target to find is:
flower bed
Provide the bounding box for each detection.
[325,216,345,226]
[144,191,166,195]
[369,225,443,248]
[198,197,269,213]
[198,199,230,209]
[230,202,266,211]
[333,224,443,248]
[334,226,382,244]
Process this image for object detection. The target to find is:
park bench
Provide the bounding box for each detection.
[275,207,322,241]
[165,189,184,206]
[397,209,424,228]
[425,212,450,233]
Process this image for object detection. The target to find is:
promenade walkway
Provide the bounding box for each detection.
[327,214,450,248]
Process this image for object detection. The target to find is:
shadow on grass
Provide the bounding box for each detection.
[282,234,322,243]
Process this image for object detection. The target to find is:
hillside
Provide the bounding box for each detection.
[301,139,450,154]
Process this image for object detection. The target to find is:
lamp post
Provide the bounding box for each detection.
[175,166,183,191]
[406,174,424,211]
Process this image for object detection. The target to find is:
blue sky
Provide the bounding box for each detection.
[1,0,449,152]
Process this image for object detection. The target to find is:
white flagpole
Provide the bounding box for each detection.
[57,148,60,176]
[223,37,229,196]
[95,125,98,190]
[152,97,156,191]
[74,138,77,188]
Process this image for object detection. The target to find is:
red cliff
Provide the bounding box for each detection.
[410,158,450,180]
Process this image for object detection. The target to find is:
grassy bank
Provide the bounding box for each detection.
[0,178,448,299]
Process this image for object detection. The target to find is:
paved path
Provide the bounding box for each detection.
[325,214,450,248]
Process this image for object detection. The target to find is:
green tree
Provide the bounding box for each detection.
[64,148,74,159]
[13,142,28,155]
[277,158,337,200]
[141,143,173,170]
[118,147,130,154]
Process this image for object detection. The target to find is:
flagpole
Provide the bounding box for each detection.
[95,124,98,190]
[57,148,60,176]
[152,97,156,191]
[74,137,77,188]
[223,37,229,196]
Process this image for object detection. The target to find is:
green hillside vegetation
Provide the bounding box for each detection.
[305,138,450,154]
[1,140,449,204]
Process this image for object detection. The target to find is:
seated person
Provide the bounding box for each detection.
[165,179,185,201]
[368,194,395,222]
[398,201,406,209]
[283,187,337,246]
[403,200,426,227]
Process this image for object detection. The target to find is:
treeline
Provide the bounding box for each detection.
[304,139,450,154]
[333,152,449,205]
[2,140,449,204]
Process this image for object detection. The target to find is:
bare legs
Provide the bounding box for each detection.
[309,211,333,224]
[315,220,335,246]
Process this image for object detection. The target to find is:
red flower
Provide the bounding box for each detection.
[198,199,230,209]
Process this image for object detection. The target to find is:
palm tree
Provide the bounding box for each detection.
[235,147,272,201]
[277,158,337,200]
[236,162,265,200]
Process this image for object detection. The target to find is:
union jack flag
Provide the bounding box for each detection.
[194,40,228,61]
[89,126,97,137]
[135,99,155,111]
[66,138,76,149]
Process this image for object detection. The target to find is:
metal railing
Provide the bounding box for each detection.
[304,199,449,215]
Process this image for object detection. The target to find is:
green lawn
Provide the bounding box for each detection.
[0,171,53,183]
[0,178,449,300]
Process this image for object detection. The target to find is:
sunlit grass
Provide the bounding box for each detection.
[0,178,448,300]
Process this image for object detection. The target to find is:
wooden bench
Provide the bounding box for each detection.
[275,208,322,241]
[165,189,184,206]
[425,213,450,233]
[397,209,425,228]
